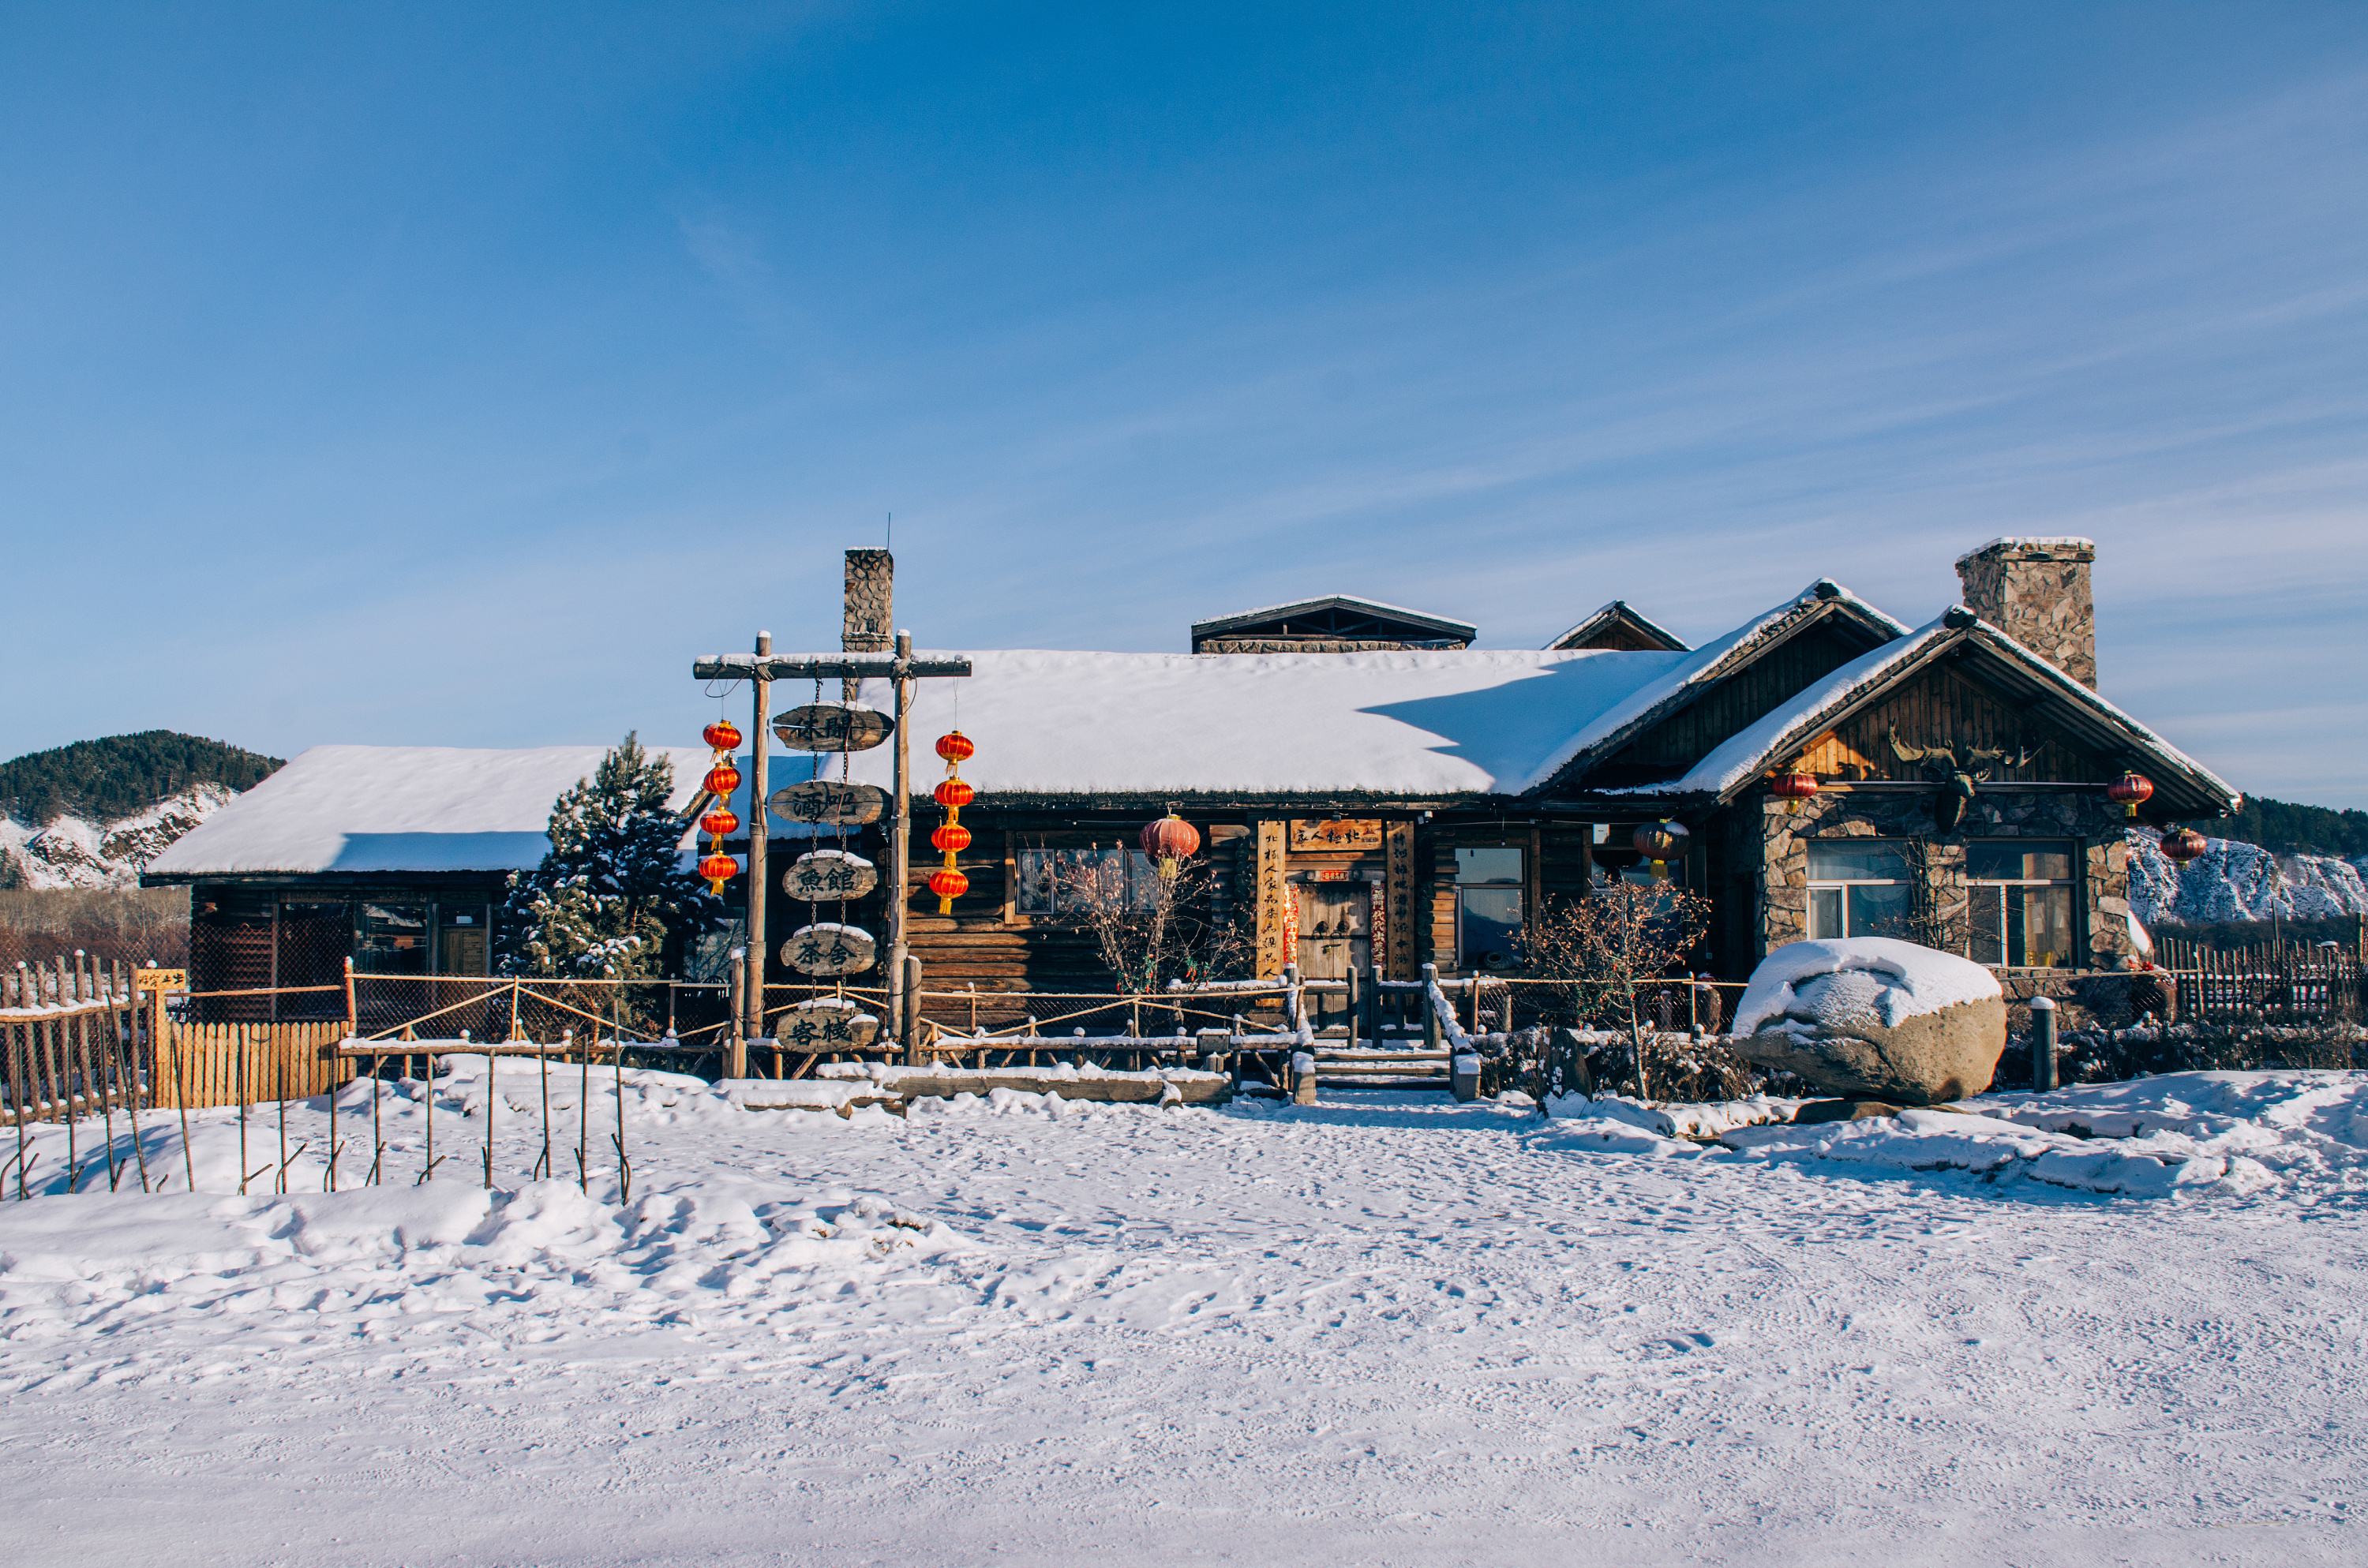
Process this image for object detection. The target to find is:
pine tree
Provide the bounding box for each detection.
[496,734,721,980]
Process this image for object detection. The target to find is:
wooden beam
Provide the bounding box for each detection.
[691,652,972,681]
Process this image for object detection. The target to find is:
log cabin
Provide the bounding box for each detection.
[150,538,2238,1021]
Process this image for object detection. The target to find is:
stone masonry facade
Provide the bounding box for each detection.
[1756,784,2138,976]
[1954,537,2097,686]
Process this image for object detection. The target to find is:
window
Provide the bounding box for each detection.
[1806,840,1913,941]
[1014,846,1157,917]
[356,902,429,975]
[1969,841,2078,967]
[1454,846,1525,972]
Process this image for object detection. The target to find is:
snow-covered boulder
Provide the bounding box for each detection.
[1732,937,2006,1105]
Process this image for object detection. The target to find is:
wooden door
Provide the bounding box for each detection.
[1295,882,1371,1029]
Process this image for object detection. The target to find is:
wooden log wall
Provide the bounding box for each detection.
[1794,661,2112,785]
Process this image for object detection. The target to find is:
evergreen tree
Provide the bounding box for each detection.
[496,733,721,979]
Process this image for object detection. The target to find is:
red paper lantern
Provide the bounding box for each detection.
[702,719,742,751]
[703,760,741,797]
[698,852,739,893]
[1771,771,1819,812]
[2108,772,2154,818]
[931,822,972,854]
[2159,826,2208,865]
[928,866,969,913]
[935,730,975,765]
[1139,812,1201,879]
[1632,819,1689,879]
[699,807,740,839]
[934,777,975,809]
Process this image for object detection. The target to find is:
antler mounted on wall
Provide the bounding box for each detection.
[1887,728,2040,832]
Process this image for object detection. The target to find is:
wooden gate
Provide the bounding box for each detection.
[152,1020,350,1110]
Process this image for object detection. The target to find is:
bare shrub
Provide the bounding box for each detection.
[1519,880,1715,1099]
[1027,845,1247,995]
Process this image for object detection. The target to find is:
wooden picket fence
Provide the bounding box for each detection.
[152,1020,352,1110]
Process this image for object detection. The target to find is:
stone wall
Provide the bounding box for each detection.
[1954,537,2096,685]
[842,548,894,654]
[1754,783,2137,972]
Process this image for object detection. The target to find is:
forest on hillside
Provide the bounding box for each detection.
[0,732,281,824]
[2213,795,2368,859]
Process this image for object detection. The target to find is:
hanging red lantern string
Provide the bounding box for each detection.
[933,732,975,914]
[698,722,744,896]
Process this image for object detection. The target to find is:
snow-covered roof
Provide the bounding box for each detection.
[1638,608,2242,810]
[1189,594,1477,643]
[1546,600,1690,653]
[1527,579,1910,789]
[144,745,711,878]
[807,647,1688,800]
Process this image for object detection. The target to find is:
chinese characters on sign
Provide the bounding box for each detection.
[1288,818,1384,851]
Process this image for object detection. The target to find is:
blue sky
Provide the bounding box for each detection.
[4,3,2366,806]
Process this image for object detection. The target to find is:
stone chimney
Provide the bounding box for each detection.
[842,548,893,699]
[1954,537,2096,686]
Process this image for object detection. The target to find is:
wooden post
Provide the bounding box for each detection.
[1344,964,1362,1048]
[901,952,924,1065]
[2030,994,2058,1093]
[743,630,773,1049]
[888,631,916,1062]
[1422,962,1442,1053]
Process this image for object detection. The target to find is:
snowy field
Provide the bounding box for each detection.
[4,1062,2366,1566]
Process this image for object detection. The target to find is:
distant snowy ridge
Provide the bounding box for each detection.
[2128,828,2368,924]
[0,784,236,889]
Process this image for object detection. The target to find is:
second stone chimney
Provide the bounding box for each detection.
[1954,537,2096,686]
[842,548,893,698]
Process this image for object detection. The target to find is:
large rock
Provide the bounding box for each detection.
[1732,937,2006,1105]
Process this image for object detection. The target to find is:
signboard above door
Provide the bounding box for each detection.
[1288,818,1384,851]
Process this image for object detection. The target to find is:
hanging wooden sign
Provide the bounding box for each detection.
[773,702,893,753]
[781,921,878,977]
[780,997,880,1050]
[1289,818,1384,851]
[769,780,888,826]
[782,849,878,901]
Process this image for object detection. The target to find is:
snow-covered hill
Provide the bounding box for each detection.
[2128,828,2368,924]
[0,784,236,889]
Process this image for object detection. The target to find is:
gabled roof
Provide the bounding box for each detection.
[1546,601,1689,653]
[1190,594,1477,646]
[144,744,711,878]
[1629,608,2242,814]
[1531,579,1910,791]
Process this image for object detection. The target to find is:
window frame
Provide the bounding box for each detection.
[1804,837,1914,942]
[1006,840,1160,925]
[1965,839,2081,968]
[1452,843,1527,973]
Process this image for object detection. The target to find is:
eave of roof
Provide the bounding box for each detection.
[1624,608,2242,814]
[1530,579,1909,793]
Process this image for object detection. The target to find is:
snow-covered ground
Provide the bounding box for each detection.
[4,1061,2366,1566]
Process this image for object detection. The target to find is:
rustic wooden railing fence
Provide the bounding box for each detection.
[2151,934,2364,1026]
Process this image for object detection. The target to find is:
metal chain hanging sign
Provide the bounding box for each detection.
[774,702,894,753]
[781,920,878,977]
[782,848,879,901]
[769,779,888,826]
[781,995,880,1050]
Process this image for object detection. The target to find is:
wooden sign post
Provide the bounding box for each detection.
[692,639,970,1061]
